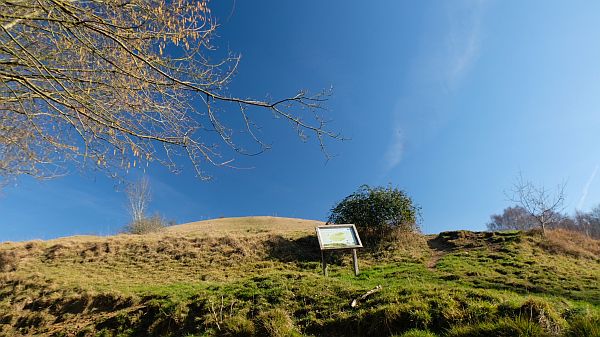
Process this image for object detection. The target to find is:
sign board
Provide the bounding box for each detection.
[315,224,363,250]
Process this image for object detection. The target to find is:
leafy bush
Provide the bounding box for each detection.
[328,184,420,244]
[123,214,169,234]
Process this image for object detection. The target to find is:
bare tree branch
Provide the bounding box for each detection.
[0,0,342,182]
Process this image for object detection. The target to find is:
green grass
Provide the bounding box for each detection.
[0,217,598,336]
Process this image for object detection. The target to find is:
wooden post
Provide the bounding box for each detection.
[352,249,359,276]
[321,250,328,276]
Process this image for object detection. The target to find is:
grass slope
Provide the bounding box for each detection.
[0,217,598,337]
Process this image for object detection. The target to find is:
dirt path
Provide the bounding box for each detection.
[426,236,453,269]
[426,250,446,269]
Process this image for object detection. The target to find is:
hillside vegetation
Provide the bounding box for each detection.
[0,216,599,337]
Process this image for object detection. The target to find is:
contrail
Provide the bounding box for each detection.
[578,164,599,209]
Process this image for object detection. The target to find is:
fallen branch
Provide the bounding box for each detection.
[350,285,382,308]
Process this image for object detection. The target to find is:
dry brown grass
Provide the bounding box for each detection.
[0,216,322,249]
[374,229,430,262]
[164,216,323,237]
[0,217,325,295]
[539,229,600,259]
[0,217,329,336]
[0,250,18,272]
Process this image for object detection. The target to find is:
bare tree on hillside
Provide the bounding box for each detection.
[126,176,151,224]
[124,176,167,234]
[508,173,566,236]
[0,0,340,183]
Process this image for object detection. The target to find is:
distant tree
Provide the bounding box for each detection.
[508,173,566,236]
[328,185,420,244]
[574,206,600,239]
[487,206,537,231]
[126,176,151,225]
[124,176,166,234]
[0,0,340,182]
[491,198,600,239]
[555,215,577,232]
[589,205,600,239]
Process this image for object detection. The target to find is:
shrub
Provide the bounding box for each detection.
[123,214,168,234]
[328,184,420,245]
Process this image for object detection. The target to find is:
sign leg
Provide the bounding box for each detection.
[352,249,359,276]
[321,250,328,276]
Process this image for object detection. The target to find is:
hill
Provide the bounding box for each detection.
[0,216,598,337]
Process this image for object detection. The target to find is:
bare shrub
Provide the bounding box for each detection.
[124,215,168,235]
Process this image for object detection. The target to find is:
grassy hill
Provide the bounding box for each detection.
[0,216,598,337]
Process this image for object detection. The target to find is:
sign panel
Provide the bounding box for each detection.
[315,224,363,250]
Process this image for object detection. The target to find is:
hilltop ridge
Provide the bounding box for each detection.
[0,217,598,336]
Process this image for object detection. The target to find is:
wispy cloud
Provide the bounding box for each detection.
[382,1,487,173]
[383,128,404,172]
[577,164,599,209]
[445,1,486,87]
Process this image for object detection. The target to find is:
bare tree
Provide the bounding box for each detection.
[123,175,167,234]
[508,173,566,235]
[0,0,340,182]
[126,175,150,224]
[574,206,600,239]
[589,205,600,239]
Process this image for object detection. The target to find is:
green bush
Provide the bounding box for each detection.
[328,184,420,245]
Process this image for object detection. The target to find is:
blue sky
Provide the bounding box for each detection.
[2,0,600,241]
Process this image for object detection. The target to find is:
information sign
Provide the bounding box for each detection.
[315,224,363,276]
[316,224,362,250]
